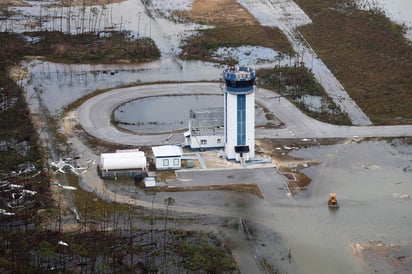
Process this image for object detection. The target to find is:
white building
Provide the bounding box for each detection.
[222,66,256,161]
[184,107,225,150]
[152,145,183,170]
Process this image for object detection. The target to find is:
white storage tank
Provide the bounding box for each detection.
[100,151,147,175]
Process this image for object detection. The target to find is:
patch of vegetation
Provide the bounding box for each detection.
[0,225,237,273]
[295,0,412,125]
[0,29,161,273]
[0,56,52,223]
[173,231,237,273]
[24,31,160,64]
[256,66,351,125]
[175,0,293,63]
[179,25,294,63]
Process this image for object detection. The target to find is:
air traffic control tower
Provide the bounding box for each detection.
[222,66,256,162]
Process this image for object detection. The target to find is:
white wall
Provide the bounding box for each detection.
[154,156,181,170]
[224,91,255,160]
[189,135,224,149]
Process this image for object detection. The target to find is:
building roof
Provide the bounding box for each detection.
[152,145,182,157]
[190,107,224,129]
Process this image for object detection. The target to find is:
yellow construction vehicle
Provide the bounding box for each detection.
[328,193,339,208]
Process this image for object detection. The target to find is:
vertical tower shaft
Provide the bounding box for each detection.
[222,66,256,161]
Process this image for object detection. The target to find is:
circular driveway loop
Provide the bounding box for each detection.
[78,83,412,146]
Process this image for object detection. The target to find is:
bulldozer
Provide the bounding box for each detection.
[328,193,339,208]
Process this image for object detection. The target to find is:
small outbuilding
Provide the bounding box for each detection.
[152,145,182,170]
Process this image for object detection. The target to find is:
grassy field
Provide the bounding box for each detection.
[177,0,412,125]
[177,0,294,62]
[295,0,412,124]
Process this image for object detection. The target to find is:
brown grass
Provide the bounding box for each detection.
[154,183,264,199]
[177,0,294,62]
[178,0,257,25]
[295,0,412,124]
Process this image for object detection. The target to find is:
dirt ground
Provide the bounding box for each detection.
[352,241,412,273]
[0,0,126,10]
[60,0,126,6]
[0,0,25,9]
[178,0,258,26]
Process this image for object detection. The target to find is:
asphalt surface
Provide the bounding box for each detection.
[77,82,412,146]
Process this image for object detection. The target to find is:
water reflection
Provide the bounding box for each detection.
[113,94,271,133]
[114,95,223,133]
[23,59,223,114]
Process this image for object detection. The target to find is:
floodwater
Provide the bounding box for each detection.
[104,139,412,273]
[114,94,223,133]
[23,59,223,114]
[113,94,272,133]
[283,139,412,273]
[7,0,412,273]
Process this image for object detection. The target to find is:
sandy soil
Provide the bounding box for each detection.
[60,0,126,6]
[0,0,126,10]
[178,0,257,25]
[0,0,25,9]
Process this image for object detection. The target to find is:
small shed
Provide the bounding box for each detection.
[144,176,156,188]
[152,145,182,170]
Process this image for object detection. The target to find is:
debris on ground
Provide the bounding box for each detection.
[50,157,95,175]
[351,241,412,273]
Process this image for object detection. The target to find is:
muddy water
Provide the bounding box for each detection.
[278,140,412,273]
[113,94,272,133]
[114,94,222,132]
[102,139,412,273]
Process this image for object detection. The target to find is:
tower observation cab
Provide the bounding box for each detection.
[222,66,256,162]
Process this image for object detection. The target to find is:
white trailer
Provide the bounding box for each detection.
[99,151,147,177]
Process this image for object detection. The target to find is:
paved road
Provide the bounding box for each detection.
[77,82,412,146]
[238,0,373,126]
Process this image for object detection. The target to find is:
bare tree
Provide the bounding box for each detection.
[163,196,175,272]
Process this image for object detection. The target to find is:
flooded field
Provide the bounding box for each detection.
[284,139,412,273]
[23,59,223,114]
[3,0,412,273]
[99,139,412,274]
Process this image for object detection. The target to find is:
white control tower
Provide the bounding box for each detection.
[222,66,256,161]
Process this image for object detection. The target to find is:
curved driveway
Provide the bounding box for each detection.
[78,82,412,146]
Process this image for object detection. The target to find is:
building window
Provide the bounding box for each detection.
[173,159,180,166]
[217,138,221,144]
[163,159,169,166]
[237,94,246,145]
[200,139,207,145]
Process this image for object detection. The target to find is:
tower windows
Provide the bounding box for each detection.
[237,94,246,145]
